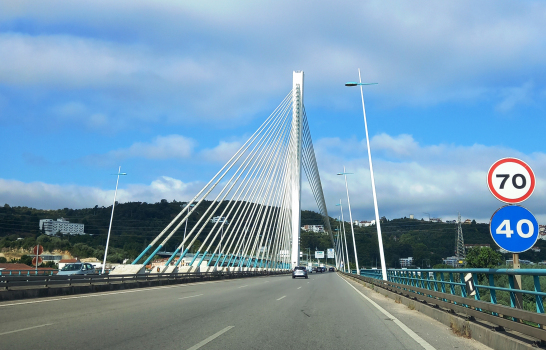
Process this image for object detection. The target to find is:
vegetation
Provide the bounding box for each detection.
[2,203,546,267]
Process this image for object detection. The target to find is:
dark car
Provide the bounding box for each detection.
[316,267,323,273]
[329,267,335,272]
[292,266,308,279]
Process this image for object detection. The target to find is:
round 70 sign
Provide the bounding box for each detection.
[487,158,535,204]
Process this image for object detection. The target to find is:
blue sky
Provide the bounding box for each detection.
[1,1,546,223]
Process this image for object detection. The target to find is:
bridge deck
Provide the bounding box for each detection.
[0,273,490,350]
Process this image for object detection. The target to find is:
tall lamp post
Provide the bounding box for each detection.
[102,166,127,274]
[337,167,359,273]
[181,202,196,252]
[346,69,387,280]
[336,201,351,273]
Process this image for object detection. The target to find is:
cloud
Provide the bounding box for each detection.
[1,0,546,129]
[306,133,546,223]
[495,81,534,113]
[199,140,243,163]
[108,135,195,160]
[0,176,203,209]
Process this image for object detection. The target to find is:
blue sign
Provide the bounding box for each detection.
[489,205,539,253]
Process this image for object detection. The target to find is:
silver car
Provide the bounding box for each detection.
[292,266,308,279]
[57,263,96,276]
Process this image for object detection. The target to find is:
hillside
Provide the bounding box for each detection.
[1,203,544,266]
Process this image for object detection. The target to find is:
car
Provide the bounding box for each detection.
[57,263,96,276]
[316,267,323,273]
[329,267,335,272]
[292,266,308,279]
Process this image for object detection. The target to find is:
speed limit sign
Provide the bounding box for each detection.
[487,158,535,203]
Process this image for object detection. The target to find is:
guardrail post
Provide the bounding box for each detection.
[488,274,498,316]
[533,275,544,314]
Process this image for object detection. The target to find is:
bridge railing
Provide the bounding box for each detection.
[0,270,288,291]
[346,268,546,343]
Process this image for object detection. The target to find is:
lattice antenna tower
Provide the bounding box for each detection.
[456,212,465,258]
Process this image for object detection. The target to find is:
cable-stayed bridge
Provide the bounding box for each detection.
[114,71,335,275]
[2,71,545,350]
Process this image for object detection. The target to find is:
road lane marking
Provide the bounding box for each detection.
[297,287,302,289]
[0,323,52,336]
[178,294,203,300]
[237,285,248,288]
[276,295,286,300]
[186,326,234,350]
[340,276,436,350]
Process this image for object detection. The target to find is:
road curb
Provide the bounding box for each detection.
[340,273,539,350]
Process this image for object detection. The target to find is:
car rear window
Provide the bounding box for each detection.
[295,266,305,270]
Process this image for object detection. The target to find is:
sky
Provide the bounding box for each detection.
[1,1,546,223]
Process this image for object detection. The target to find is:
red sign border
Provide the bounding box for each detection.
[487,157,535,204]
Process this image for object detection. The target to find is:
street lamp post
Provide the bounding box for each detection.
[102,166,127,274]
[336,202,351,273]
[181,203,195,253]
[346,69,387,280]
[337,167,359,273]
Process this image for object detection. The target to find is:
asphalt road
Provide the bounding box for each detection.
[0,272,491,350]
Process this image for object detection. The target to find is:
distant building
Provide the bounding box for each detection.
[39,218,84,235]
[445,220,456,224]
[211,216,228,224]
[302,225,324,233]
[443,256,464,267]
[463,219,472,224]
[41,254,63,262]
[409,214,414,220]
[531,246,541,253]
[430,218,442,223]
[539,225,546,240]
[464,244,490,250]
[506,259,533,266]
[399,257,413,268]
[58,258,80,270]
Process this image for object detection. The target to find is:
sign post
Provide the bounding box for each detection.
[32,245,43,275]
[487,158,536,309]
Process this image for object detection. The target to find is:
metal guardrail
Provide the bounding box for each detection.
[346,268,546,342]
[0,270,288,291]
[1,269,58,276]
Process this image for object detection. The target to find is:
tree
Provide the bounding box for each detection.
[0,257,7,263]
[465,247,502,268]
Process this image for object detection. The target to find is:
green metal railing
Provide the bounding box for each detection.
[348,268,546,343]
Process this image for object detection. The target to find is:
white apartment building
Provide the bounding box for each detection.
[399,257,413,267]
[39,218,85,235]
[302,225,324,233]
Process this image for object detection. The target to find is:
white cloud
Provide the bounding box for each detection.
[1,0,546,127]
[108,135,195,160]
[306,133,546,224]
[0,176,203,209]
[199,141,243,163]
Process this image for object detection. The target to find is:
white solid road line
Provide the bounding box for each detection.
[237,285,248,288]
[276,295,286,300]
[0,323,53,336]
[340,276,436,350]
[297,287,302,289]
[178,294,204,300]
[186,326,234,350]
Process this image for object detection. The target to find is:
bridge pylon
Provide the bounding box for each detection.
[290,71,303,269]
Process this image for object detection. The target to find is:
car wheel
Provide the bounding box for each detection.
[305,276,308,279]
[292,276,295,279]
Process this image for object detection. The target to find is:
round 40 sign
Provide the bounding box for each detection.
[490,205,538,253]
[487,158,535,204]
